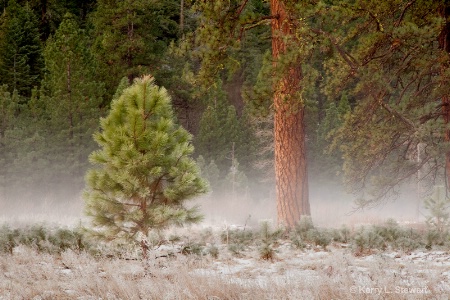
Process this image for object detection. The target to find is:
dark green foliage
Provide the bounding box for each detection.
[90,0,181,100]
[6,0,96,39]
[39,13,104,190]
[0,86,17,183]
[0,12,104,201]
[0,0,43,98]
[322,0,450,203]
[84,76,208,255]
[194,83,258,195]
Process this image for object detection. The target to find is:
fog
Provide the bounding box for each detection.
[0,179,426,229]
[195,180,425,229]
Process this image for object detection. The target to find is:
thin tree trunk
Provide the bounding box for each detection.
[180,0,184,32]
[67,61,74,140]
[270,0,310,228]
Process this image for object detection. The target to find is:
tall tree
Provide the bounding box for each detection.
[40,13,103,191]
[438,2,450,189]
[0,85,17,198]
[190,0,311,227]
[195,82,256,176]
[0,0,43,97]
[90,0,180,100]
[321,0,450,204]
[270,0,310,226]
[84,76,207,259]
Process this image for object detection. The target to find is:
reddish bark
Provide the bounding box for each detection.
[439,4,450,189]
[270,0,310,227]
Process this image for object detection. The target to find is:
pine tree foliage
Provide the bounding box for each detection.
[40,13,103,189]
[84,75,208,257]
[0,85,15,143]
[195,82,257,193]
[0,0,43,97]
[320,0,450,204]
[90,0,180,100]
[0,85,17,196]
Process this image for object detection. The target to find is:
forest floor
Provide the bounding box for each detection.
[0,224,449,300]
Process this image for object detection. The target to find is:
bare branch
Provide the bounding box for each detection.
[394,1,416,27]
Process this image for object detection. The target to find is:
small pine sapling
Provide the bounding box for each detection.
[84,75,208,259]
[424,186,450,234]
[259,221,283,261]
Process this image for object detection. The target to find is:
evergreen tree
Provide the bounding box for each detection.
[40,13,104,191]
[0,0,43,98]
[0,85,16,197]
[191,0,312,227]
[319,0,450,205]
[84,75,208,259]
[196,155,220,191]
[90,0,180,101]
[195,82,257,192]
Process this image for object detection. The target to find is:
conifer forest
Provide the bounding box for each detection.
[1,1,450,299]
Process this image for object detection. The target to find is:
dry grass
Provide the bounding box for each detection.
[0,240,448,300]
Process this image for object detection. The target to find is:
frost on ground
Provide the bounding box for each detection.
[0,237,449,300]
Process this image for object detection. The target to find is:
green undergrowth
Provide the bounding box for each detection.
[0,219,449,259]
[0,223,91,255]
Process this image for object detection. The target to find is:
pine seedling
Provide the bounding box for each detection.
[424,186,450,234]
[293,215,314,240]
[0,225,18,254]
[207,244,219,259]
[306,228,332,250]
[84,75,208,259]
[423,186,450,248]
[352,227,384,255]
[258,221,283,261]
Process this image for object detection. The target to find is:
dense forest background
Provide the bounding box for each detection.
[0,0,449,223]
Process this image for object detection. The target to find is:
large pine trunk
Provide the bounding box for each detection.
[270,0,310,227]
[439,3,450,191]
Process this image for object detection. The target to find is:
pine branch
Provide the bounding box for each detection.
[375,92,416,130]
[394,1,416,27]
[311,28,359,72]
[235,0,250,19]
[238,15,280,40]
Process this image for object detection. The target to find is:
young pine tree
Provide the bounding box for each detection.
[84,75,208,259]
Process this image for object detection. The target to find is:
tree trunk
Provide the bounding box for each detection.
[180,0,184,32]
[270,0,310,228]
[439,3,450,192]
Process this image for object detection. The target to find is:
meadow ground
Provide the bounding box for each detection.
[0,190,448,299]
[0,223,449,300]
